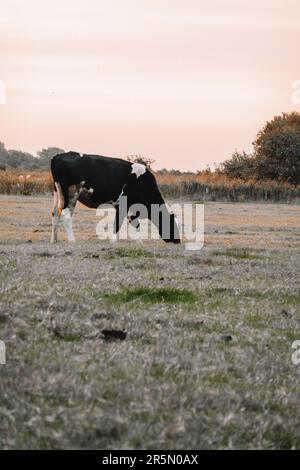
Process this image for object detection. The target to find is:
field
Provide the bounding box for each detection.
[0,195,300,449]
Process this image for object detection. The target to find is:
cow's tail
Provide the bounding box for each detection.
[50,154,61,194]
[50,155,64,216]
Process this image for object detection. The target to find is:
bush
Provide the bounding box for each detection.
[253,112,300,184]
[217,151,256,179]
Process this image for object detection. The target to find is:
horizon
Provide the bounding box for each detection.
[1,0,300,171]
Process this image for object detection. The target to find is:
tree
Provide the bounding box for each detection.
[0,142,9,168]
[7,149,37,169]
[0,142,37,169]
[37,147,65,168]
[217,151,256,180]
[253,112,300,184]
[126,155,155,170]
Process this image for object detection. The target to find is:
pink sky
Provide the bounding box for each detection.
[0,0,299,170]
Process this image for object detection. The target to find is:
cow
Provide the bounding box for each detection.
[50,151,180,244]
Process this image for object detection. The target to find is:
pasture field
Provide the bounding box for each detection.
[0,195,300,449]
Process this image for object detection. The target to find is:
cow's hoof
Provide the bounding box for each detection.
[110,234,118,244]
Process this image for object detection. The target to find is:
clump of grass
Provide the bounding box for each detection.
[205,372,231,387]
[33,252,53,258]
[281,292,300,305]
[212,249,263,260]
[53,329,82,342]
[264,425,300,450]
[103,287,197,304]
[111,247,155,258]
[243,313,266,329]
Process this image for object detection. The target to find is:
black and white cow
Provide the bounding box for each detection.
[50,151,180,244]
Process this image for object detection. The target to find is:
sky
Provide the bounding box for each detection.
[0,0,300,170]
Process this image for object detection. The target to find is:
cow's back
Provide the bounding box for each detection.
[51,152,132,202]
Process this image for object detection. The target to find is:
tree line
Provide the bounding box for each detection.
[0,145,64,171]
[1,112,300,185]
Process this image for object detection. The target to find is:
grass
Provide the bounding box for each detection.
[1,196,300,449]
[212,249,264,260]
[53,329,82,342]
[108,247,155,258]
[243,313,267,329]
[101,287,197,304]
[281,292,300,305]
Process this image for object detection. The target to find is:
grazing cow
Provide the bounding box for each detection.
[50,152,180,244]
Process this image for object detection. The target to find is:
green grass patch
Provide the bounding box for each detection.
[281,292,300,305]
[53,329,82,342]
[110,247,155,258]
[264,425,300,449]
[212,249,263,260]
[243,313,267,329]
[102,287,197,304]
[33,252,53,258]
[205,372,231,387]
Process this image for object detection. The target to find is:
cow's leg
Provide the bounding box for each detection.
[61,185,78,243]
[61,208,75,242]
[128,214,144,244]
[55,182,65,216]
[113,200,128,242]
[50,190,60,243]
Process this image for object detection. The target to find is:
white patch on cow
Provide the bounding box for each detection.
[131,163,146,178]
[88,188,94,194]
[61,208,75,242]
[51,209,60,243]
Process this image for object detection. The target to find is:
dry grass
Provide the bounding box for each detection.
[0,170,52,195]
[0,195,300,449]
[157,172,300,202]
[1,169,300,202]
